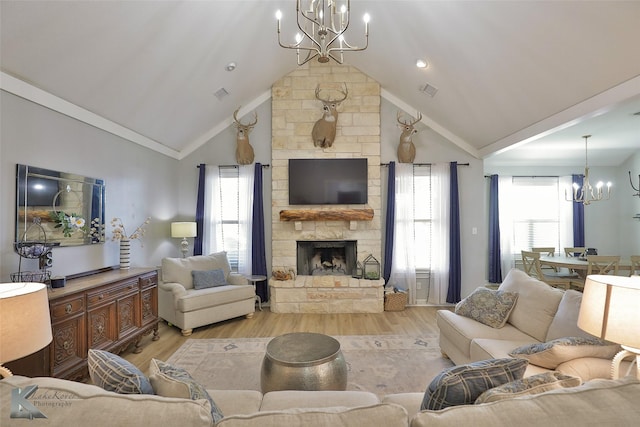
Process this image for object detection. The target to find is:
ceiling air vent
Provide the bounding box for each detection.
[419,83,438,98]
[214,87,230,101]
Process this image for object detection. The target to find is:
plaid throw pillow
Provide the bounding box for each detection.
[87,349,153,394]
[474,371,581,404]
[421,358,529,410]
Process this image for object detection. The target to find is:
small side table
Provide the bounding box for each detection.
[245,275,266,311]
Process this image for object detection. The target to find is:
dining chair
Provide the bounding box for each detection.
[586,255,621,275]
[630,255,640,277]
[564,247,586,258]
[532,247,558,272]
[521,250,575,290]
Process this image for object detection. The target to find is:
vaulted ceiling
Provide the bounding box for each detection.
[1,1,639,165]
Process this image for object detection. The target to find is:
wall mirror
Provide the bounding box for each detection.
[16,164,106,248]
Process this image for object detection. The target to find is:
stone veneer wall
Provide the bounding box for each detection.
[271,61,382,275]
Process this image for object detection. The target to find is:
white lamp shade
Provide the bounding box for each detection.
[171,222,197,238]
[0,282,53,364]
[578,275,640,350]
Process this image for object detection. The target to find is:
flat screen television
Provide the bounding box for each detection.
[288,158,368,205]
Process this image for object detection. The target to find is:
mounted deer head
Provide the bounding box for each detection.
[396,111,422,163]
[233,107,257,165]
[311,83,348,148]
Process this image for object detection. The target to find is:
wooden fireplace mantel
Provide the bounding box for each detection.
[279,208,374,222]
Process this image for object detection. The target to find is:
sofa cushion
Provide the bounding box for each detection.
[87,349,153,395]
[436,309,538,361]
[411,377,640,427]
[454,287,518,328]
[498,268,563,341]
[420,358,528,410]
[162,252,232,290]
[545,289,596,341]
[509,337,621,369]
[177,284,255,312]
[209,390,264,416]
[149,359,223,423]
[260,390,380,411]
[0,375,214,427]
[474,371,581,403]
[192,268,228,290]
[216,403,409,427]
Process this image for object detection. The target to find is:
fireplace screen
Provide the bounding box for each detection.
[297,240,357,276]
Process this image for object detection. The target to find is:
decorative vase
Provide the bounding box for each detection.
[119,238,131,269]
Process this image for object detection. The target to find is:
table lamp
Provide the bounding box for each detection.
[577,274,640,380]
[171,222,197,258]
[0,282,53,378]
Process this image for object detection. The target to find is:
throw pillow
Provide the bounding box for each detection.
[420,358,529,410]
[474,371,581,404]
[509,337,621,369]
[192,269,228,290]
[454,287,519,328]
[545,290,596,341]
[149,359,223,423]
[87,349,153,394]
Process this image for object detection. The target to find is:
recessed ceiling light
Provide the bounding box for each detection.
[225,62,237,72]
[416,59,428,69]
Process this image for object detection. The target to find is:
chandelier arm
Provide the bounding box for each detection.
[327,35,368,53]
[297,50,319,66]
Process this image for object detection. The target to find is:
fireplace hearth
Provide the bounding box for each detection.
[297,240,357,276]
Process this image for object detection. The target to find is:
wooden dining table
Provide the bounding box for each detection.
[539,254,633,279]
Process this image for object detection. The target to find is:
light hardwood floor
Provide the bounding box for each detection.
[121,306,450,373]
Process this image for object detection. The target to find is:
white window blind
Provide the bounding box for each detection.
[217,167,240,270]
[511,176,561,255]
[413,165,432,271]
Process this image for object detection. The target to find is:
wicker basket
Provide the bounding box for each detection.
[384,291,407,311]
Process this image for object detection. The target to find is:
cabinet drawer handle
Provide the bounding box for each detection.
[62,341,70,350]
[65,304,72,314]
[97,325,104,334]
[98,294,104,300]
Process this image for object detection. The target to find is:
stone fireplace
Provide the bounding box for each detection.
[297,240,357,276]
[269,61,385,313]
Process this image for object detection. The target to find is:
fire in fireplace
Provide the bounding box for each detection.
[297,240,357,276]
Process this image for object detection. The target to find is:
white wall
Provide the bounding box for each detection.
[1,89,489,300]
[0,91,178,281]
[485,159,640,258]
[381,99,486,300]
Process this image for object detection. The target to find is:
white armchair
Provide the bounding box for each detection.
[158,251,255,336]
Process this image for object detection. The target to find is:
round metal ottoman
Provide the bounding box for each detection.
[260,332,347,393]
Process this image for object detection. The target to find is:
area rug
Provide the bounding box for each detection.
[166,335,453,397]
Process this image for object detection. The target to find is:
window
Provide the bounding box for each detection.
[216,167,240,270]
[413,166,432,271]
[511,177,561,255]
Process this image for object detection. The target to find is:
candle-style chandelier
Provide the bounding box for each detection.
[276,0,370,66]
[566,135,612,205]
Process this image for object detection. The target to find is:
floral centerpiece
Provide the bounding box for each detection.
[49,211,87,237]
[111,217,151,245]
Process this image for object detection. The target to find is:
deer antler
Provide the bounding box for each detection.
[397,111,422,126]
[315,83,348,103]
[233,107,258,128]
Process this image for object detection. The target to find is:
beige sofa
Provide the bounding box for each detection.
[1,375,638,426]
[159,252,256,336]
[437,268,620,380]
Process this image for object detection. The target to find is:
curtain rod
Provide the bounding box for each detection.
[381,162,469,167]
[483,174,559,178]
[197,164,270,168]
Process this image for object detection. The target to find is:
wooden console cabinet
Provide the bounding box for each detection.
[7,268,159,381]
